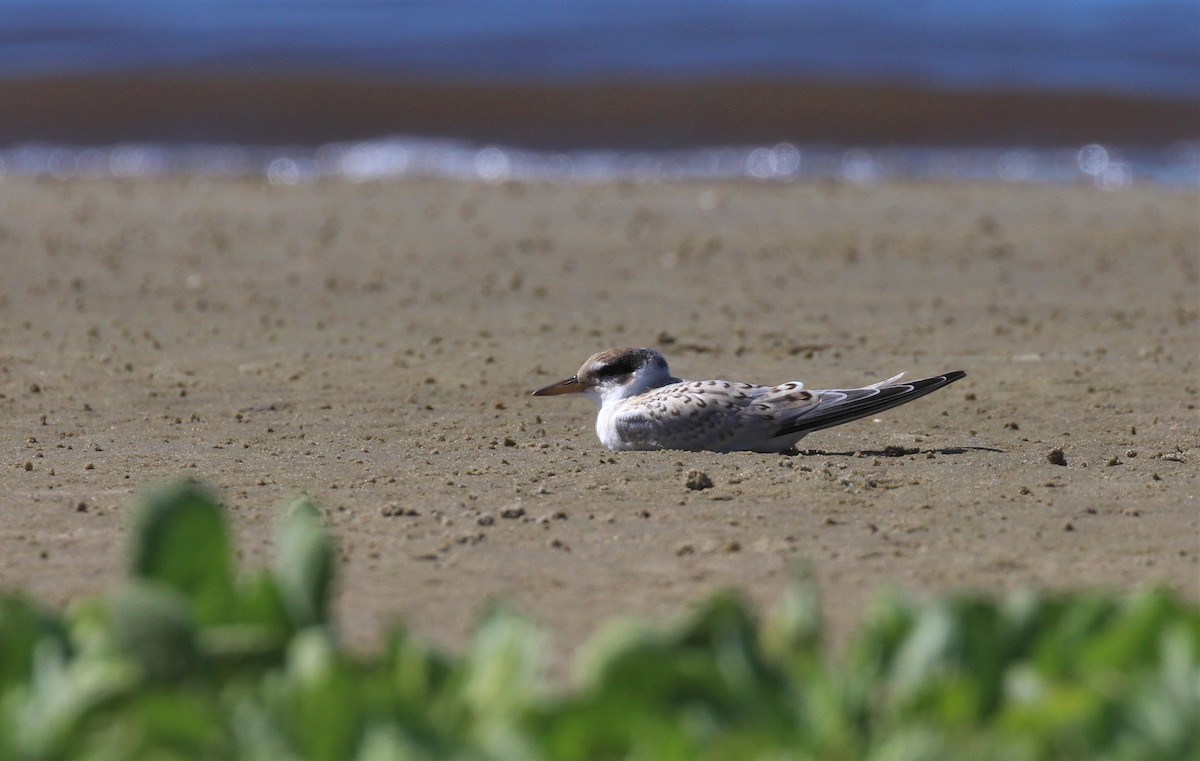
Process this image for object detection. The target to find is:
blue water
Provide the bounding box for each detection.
[0,1,1196,185]
[1,0,1197,98]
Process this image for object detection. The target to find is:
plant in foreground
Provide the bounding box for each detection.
[0,482,1195,760]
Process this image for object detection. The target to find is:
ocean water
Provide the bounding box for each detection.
[2,0,1197,97]
[0,1,1196,185]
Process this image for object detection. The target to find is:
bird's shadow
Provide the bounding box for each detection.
[789,445,1004,458]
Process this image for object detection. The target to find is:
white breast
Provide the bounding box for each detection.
[596,401,632,450]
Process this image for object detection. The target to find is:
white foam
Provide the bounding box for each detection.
[0,138,1195,187]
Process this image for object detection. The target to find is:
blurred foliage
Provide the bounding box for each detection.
[0,481,1195,760]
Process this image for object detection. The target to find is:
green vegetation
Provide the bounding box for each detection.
[0,482,1196,760]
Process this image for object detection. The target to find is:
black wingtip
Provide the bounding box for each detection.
[776,369,967,438]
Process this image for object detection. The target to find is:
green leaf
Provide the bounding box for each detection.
[1029,593,1119,676]
[234,574,292,632]
[761,567,824,666]
[1121,626,1200,760]
[79,689,231,760]
[0,595,67,692]
[281,630,362,761]
[197,575,294,667]
[384,626,453,710]
[355,723,424,761]
[458,605,546,720]
[130,481,234,624]
[545,593,801,760]
[7,634,138,758]
[273,498,334,630]
[1080,588,1197,673]
[111,582,203,684]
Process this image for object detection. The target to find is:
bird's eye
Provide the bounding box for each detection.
[595,365,627,380]
[597,355,641,378]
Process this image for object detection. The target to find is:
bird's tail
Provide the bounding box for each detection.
[776,371,966,437]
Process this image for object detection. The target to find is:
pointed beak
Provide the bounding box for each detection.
[532,376,587,396]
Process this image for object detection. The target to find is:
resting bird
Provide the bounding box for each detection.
[532,347,965,453]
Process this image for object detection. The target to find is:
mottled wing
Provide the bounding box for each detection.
[611,380,817,452]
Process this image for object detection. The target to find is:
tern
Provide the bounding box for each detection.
[532,347,965,453]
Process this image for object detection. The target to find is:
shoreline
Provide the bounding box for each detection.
[1,75,1196,149]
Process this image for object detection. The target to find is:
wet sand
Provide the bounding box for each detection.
[0,177,1196,660]
[1,75,1196,148]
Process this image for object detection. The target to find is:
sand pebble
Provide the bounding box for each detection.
[1046,448,1067,466]
[380,505,419,517]
[686,470,714,490]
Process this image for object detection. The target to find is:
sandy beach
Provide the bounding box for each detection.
[1,177,1196,659]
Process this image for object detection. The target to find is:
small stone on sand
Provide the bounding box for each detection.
[686,470,714,490]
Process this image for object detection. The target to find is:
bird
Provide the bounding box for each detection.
[531,347,965,453]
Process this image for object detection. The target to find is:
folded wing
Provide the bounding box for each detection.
[610,371,966,452]
[773,371,967,438]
